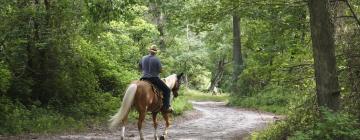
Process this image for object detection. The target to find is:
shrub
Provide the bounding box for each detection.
[0,62,11,94]
[0,96,84,135]
[250,93,317,139]
[229,86,293,114]
[182,89,229,102]
[251,95,360,140]
[172,96,193,116]
[252,121,289,140]
[0,96,29,134]
[289,109,360,140]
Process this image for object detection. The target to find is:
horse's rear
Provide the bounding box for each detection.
[134,80,163,113]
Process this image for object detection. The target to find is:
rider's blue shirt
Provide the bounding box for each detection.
[140,54,162,78]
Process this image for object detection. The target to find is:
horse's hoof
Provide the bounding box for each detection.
[160,135,165,140]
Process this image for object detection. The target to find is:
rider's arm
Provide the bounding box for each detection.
[138,59,142,72]
[158,58,163,73]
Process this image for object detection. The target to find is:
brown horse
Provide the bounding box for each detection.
[109,73,183,140]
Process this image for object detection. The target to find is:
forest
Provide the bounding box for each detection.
[0,0,360,139]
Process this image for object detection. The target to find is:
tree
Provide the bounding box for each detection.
[149,0,166,50]
[308,0,340,111]
[231,13,244,94]
[183,0,245,93]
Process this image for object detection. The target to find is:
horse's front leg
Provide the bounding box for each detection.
[161,112,170,136]
[152,112,159,140]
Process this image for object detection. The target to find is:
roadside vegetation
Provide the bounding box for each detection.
[1,0,360,139]
[182,89,229,102]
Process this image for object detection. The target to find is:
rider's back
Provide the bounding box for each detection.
[140,55,161,78]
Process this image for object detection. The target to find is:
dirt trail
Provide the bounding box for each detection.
[3,101,277,140]
[163,101,276,139]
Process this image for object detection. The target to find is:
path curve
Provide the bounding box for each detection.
[164,101,276,139]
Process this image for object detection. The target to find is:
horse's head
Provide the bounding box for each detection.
[171,73,184,98]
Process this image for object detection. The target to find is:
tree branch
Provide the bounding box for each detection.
[344,0,360,28]
[336,15,356,18]
[282,63,313,69]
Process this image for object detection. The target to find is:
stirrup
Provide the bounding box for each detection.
[164,106,173,113]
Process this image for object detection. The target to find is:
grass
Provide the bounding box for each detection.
[228,87,295,115]
[181,89,229,102]
[229,95,288,115]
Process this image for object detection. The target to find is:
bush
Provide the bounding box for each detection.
[252,121,289,140]
[250,92,317,139]
[290,109,360,140]
[182,89,229,102]
[172,96,193,116]
[229,86,294,114]
[0,62,11,94]
[251,94,360,140]
[0,96,83,134]
[0,96,29,134]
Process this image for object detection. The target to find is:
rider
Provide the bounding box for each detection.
[139,45,172,112]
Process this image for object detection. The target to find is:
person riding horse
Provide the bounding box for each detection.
[110,45,182,139]
[139,45,172,113]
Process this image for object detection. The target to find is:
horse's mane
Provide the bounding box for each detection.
[163,74,177,89]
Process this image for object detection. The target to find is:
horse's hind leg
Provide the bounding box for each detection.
[118,122,125,140]
[120,118,127,140]
[152,112,159,140]
[138,111,146,140]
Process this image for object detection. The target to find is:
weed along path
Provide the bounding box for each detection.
[9,101,277,140]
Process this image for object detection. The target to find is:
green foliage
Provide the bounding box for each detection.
[172,95,193,116]
[252,95,360,140]
[0,0,359,138]
[0,62,11,94]
[182,89,229,102]
[0,0,152,135]
[251,93,317,140]
[252,121,289,140]
[62,93,121,120]
[289,109,360,140]
[229,86,292,114]
[236,66,273,96]
[161,32,212,89]
[84,0,140,23]
[0,96,83,134]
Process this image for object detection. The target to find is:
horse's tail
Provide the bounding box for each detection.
[109,84,137,129]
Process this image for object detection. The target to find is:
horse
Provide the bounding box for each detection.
[109,73,184,140]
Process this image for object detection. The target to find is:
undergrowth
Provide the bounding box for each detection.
[182,89,229,102]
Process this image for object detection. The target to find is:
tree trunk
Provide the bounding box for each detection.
[231,13,243,94]
[308,0,340,111]
[149,0,166,50]
[208,57,226,92]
